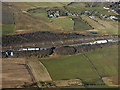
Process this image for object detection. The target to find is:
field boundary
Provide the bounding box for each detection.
[83,54,104,83]
[25,60,36,83]
[38,60,52,81]
[27,59,52,82]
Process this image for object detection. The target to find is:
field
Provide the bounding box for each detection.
[27,8,48,18]
[73,18,93,31]
[51,17,74,31]
[66,2,115,16]
[85,45,118,77]
[41,45,118,85]
[8,2,35,11]
[27,58,52,82]
[2,24,15,35]
[2,3,14,24]
[28,2,69,8]
[2,58,33,88]
[2,2,118,35]
[41,54,103,84]
[81,15,118,34]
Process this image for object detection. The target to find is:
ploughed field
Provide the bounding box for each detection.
[2,58,33,88]
[26,59,52,82]
[41,45,118,85]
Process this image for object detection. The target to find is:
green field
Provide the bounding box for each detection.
[28,2,69,8]
[73,19,93,30]
[66,3,115,16]
[51,17,74,30]
[28,8,48,18]
[81,15,118,34]
[41,45,118,84]
[2,24,15,35]
[41,54,102,84]
[85,45,118,77]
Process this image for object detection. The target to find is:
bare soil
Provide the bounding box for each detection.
[102,76,120,86]
[27,58,52,82]
[2,58,33,88]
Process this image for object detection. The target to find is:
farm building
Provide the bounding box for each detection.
[109,16,118,20]
[89,16,96,20]
[4,51,14,57]
[93,40,108,44]
[103,7,110,10]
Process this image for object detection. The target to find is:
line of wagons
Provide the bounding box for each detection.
[2,48,47,57]
[2,39,119,57]
[68,39,119,47]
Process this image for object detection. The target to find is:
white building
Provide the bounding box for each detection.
[103,7,110,10]
[49,14,54,17]
[11,52,13,56]
[89,16,95,20]
[110,16,118,20]
[93,40,108,44]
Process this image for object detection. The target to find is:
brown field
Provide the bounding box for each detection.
[8,2,35,11]
[102,76,120,86]
[2,58,33,88]
[27,58,52,82]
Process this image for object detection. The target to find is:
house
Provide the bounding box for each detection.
[49,14,54,17]
[110,16,118,20]
[54,13,59,17]
[89,16,96,20]
[103,7,110,10]
[85,11,89,13]
[5,51,13,57]
[67,13,72,16]
[111,9,115,12]
[11,52,13,56]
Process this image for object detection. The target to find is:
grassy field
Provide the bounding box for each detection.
[85,45,118,77]
[73,18,93,31]
[2,2,118,35]
[51,17,74,30]
[81,15,118,34]
[8,2,35,10]
[28,8,48,18]
[28,2,69,8]
[41,45,118,84]
[41,54,102,84]
[29,12,48,19]
[66,3,115,16]
[2,24,15,35]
